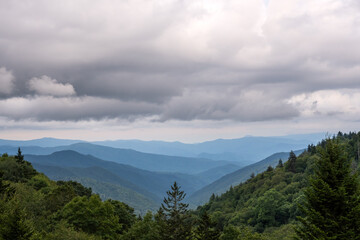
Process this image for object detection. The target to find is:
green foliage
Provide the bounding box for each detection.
[120,212,161,240]
[189,151,302,206]
[196,132,360,239]
[42,221,102,240]
[159,181,193,240]
[56,180,92,198]
[198,162,307,232]
[106,199,136,233]
[251,189,290,232]
[262,223,296,240]
[1,133,360,240]
[194,211,220,240]
[69,177,158,214]
[0,173,12,196]
[0,151,36,182]
[220,225,264,240]
[285,151,297,173]
[0,200,34,240]
[296,139,360,239]
[59,195,122,239]
[44,184,77,214]
[0,150,137,239]
[27,174,51,191]
[15,147,25,164]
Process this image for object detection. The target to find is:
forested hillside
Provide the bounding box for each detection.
[188,150,303,206]
[194,132,360,239]
[1,132,359,239]
[0,150,136,239]
[24,150,221,213]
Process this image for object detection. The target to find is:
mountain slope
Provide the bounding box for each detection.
[32,162,158,201]
[195,132,360,236]
[32,163,158,213]
[195,164,241,183]
[188,150,304,205]
[25,150,209,200]
[0,143,235,174]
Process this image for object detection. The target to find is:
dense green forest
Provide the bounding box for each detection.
[1,132,360,239]
[196,132,360,239]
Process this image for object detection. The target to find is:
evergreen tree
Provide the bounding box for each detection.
[154,208,168,240]
[228,185,234,196]
[266,165,274,172]
[159,181,192,240]
[195,211,220,240]
[307,144,316,155]
[285,151,297,173]
[15,147,24,164]
[296,139,360,239]
[277,159,283,168]
[5,148,36,182]
[209,193,216,202]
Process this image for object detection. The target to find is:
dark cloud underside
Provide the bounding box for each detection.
[0,0,359,123]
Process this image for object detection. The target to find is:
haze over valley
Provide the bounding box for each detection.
[0,133,322,212]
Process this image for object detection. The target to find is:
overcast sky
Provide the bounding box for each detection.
[0,0,359,142]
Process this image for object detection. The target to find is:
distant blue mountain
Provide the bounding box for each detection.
[0,135,316,209]
[195,164,241,183]
[26,150,218,210]
[0,143,235,174]
[93,133,325,163]
[0,133,326,172]
[0,137,83,147]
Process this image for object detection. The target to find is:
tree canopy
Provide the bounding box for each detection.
[296,139,360,239]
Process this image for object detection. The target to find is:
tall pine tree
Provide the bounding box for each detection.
[15,147,24,164]
[285,151,297,173]
[159,181,192,240]
[296,139,360,239]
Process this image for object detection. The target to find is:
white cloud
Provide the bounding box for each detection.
[288,89,360,119]
[0,67,15,94]
[28,75,76,96]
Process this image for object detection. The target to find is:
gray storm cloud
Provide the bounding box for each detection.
[0,0,359,123]
[160,89,299,122]
[0,96,160,121]
[0,67,15,95]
